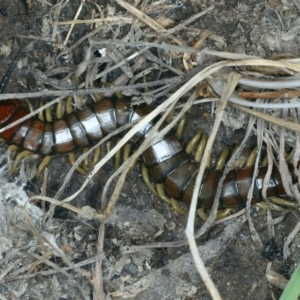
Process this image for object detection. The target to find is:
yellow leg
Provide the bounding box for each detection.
[186,129,203,154]
[123,143,132,163]
[103,82,123,99]
[81,148,89,170]
[8,145,19,153]
[285,152,292,162]
[93,92,103,102]
[156,184,187,214]
[115,91,123,100]
[25,98,34,112]
[45,106,52,122]
[142,165,158,196]
[156,183,170,203]
[176,115,186,138]
[170,198,188,215]
[114,140,121,171]
[77,95,86,108]
[231,147,253,169]
[261,149,291,167]
[106,140,112,153]
[68,152,87,175]
[65,96,73,114]
[38,100,44,121]
[165,108,186,139]
[271,197,299,210]
[56,100,64,119]
[261,155,268,166]
[11,150,32,173]
[166,109,175,124]
[215,147,230,171]
[36,156,52,179]
[256,197,299,211]
[196,207,233,221]
[194,132,207,163]
[255,202,272,210]
[127,150,138,173]
[89,145,101,168]
[245,147,258,167]
[7,145,19,172]
[142,165,187,215]
[196,208,207,220]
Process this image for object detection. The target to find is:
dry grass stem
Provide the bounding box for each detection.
[283,220,300,259]
[3,253,104,282]
[29,195,105,220]
[57,17,132,25]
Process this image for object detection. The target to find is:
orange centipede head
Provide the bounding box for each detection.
[0,99,22,125]
[0,100,27,141]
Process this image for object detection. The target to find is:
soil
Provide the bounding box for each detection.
[0,0,299,299]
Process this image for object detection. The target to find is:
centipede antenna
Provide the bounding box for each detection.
[0,47,23,94]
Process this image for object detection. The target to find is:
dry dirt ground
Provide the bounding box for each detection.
[0,0,300,299]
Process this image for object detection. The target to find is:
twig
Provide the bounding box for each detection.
[58,17,132,25]
[239,90,300,99]
[2,253,105,282]
[230,103,300,133]
[165,5,215,35]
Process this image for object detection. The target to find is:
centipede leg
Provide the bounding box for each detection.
[215,147,230,171]
[36,156,52,179]
[176,115,186,138]
[24,98,34,113]
[194,132,208,163]
[11,150,32,173]
[142,164,158,196]
[197,207,233,220]
[122,142,137,171]
[271,197,299,210]
[114,139,121,170]
[165,109,186,139]
[261,155,269,166]
[65,96,73,114]
[186,129,203,154]
[56,100,64,119]
[123,143,132,163]
[232,147,253,169]
[166,108,175,124]
[89,145,101,168]
[255,202,272,210]
[38,100,45,121]
[68,152,87,175]
[256,197,300,211]
[7,145,19,172]
[156,183,187,214]
[81,148,90,170]
[245,147,258,167]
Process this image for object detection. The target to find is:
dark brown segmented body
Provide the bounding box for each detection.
[0,56,294,210]
[0,96,294,209]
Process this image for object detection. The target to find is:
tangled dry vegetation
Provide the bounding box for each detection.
[1,0,300,299]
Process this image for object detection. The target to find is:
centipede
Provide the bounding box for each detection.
[0,53,299,218]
